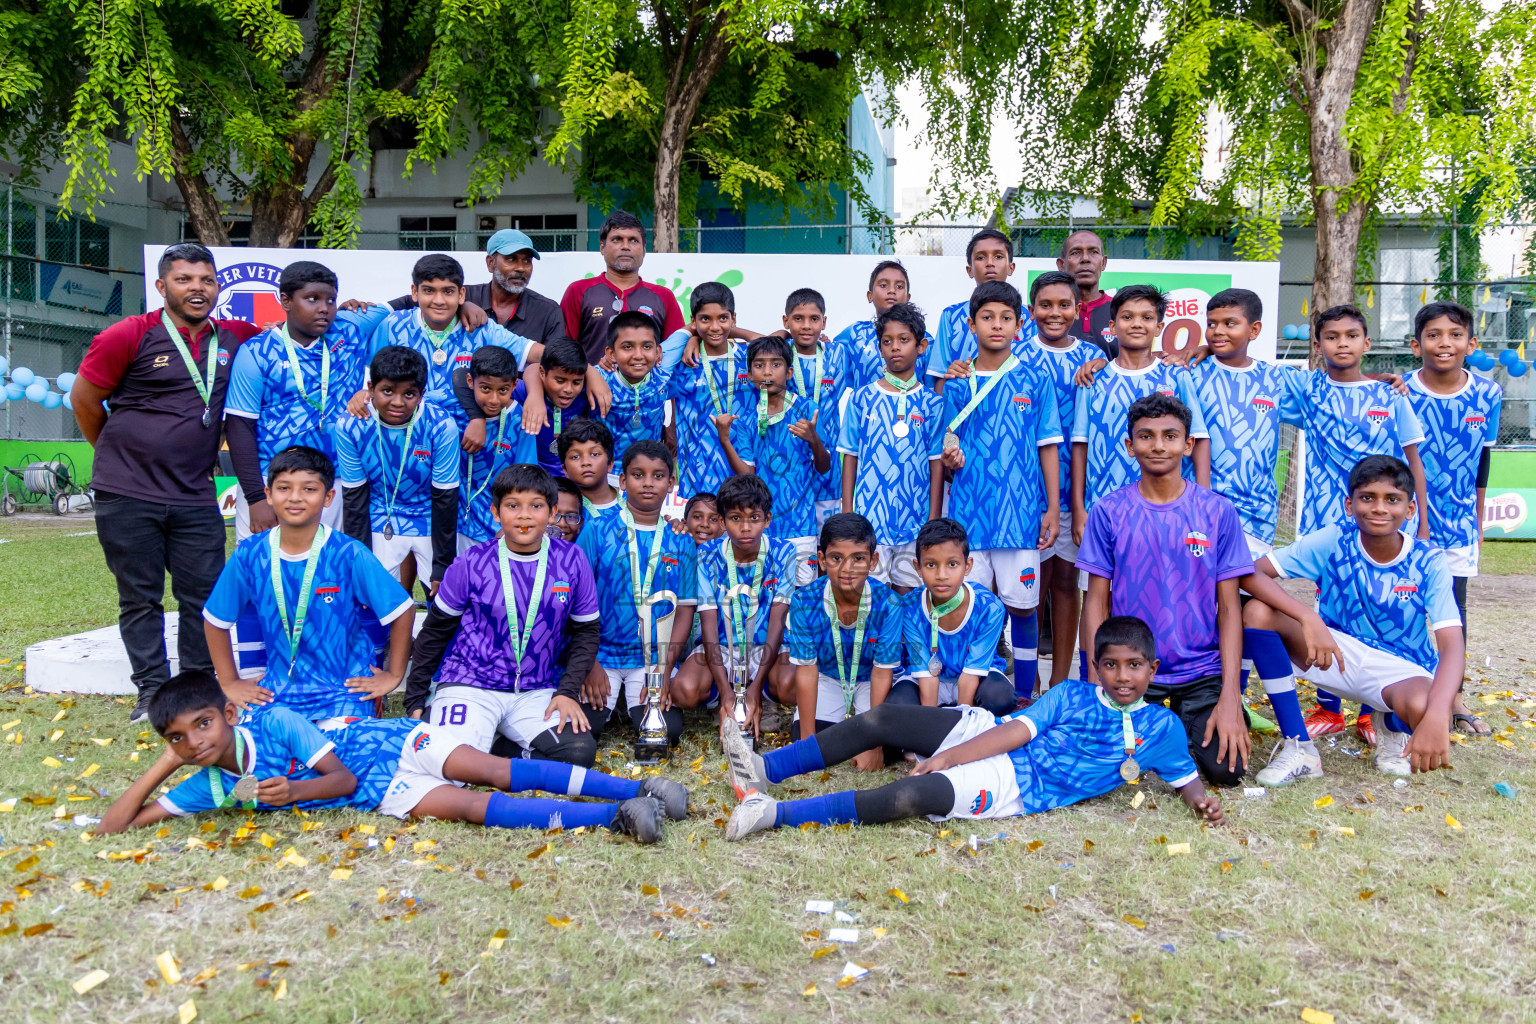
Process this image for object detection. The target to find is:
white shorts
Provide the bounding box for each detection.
[1284,628,1432,709]
[602,664,651,711]
[235,489,342,541]
[686,642,768,681]
[967,548,1042,609]
[425,685,562,755]
[789,534,820,586]
[1244,533,1273,561]
[375,722,462,818]
[872,540,922,589]
[815,500,841,528]
[1441,543,1478,577]
[1048,507,1078,562]
[373,531,433,581]
[931,705,1024,821]
[791,673,871,725]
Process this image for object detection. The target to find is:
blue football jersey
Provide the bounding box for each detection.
[788,344,854,504]
[511,379,591,478]
[457,405,539,543]
[925,299,1038,382]
[1269,522,1460,670]
[787,577,904,682]
[1071,361,1208,512]
[1018,337,1099,511]
[734,390,821,539]
[900,581,1008,680]
[695,535,798,647]
[666,338,756,497]
[833,318,934,388]
[202,528,414,720]
[1405,369,1503,551]
[333,405,460,537]
[943,361,1062,549]
[1190,358,1306,545]
[370,310,532,432]
[597,365,672,465]
[576,510,699,668]
[837,380,945,545]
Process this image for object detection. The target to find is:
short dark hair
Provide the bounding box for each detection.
[684,491,717,517]
[554,476,584,505]
[148,669,228,736]
[621,439,675,476]
[491,463,557,509]
[599,210,646,244]
[969,280,1022,320]
[157,242,215,278]
[915,517,969,559]
[1207,287,1262,324]
[1414,301,1474,340]
[1060,229,1105,260]
[1348,454,1414,497]
[1029,269,1080,304]
[266,445,335,490]
[965,228,1014,263]
[278,260,338,297]
[469,345,519,381]
[818,512,876,554]
[876,302,926,345]
[746,334,792,367]
[1111,284,1167,320]
[1314,303,1368,337]
[691,281,735,315]
[785,287,826,315]
[370,345,427,390]
[412,254,464,287]
[868,259,910,290]
[558,418,614,463]
[717,474,772,517]
[1094,615,1156,664]
[540,337,588,376]
[607,309,659,348]
[1126,392,1191,438]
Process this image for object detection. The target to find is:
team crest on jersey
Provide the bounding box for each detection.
[551,580,571,602]
[1184,531,1210,557]
[1391,579,1419,602]
[1465,414,1487,426]
[315,584,340,603]
[1251,394,1276,411]
[1156,387,1176,397]
[217,348,232,367]
[638,304,656,317]
[412,731,432,752]
[412,447,431,461]
[213,262,286,325]
[970,789,994,815]
[1019,567,1036,588]
[1366,407,1390,424]
[1012,395,1032,409]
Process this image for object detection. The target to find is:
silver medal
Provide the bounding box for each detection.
[892,420,910,438]
[928,655,942,677]
[232,775,260,802]
[432,349,448,366]
[201,408,213,428]
[1119,757,1141,783]
[545,523,564,540]
[549,439,559,455]
[383,523,394,540]
[942,430,959,451]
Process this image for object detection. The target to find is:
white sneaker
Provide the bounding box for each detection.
[721,726,770,799]
[1372,711,1412,776]
[1255,736,1325,786]
[725,792,779,841]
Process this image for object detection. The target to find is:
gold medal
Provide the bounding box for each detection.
[1119,758,1140,783]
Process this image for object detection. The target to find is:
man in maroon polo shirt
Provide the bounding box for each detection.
[1058,229,1117,358]
[560,210,686,364]
[70,243,261,721]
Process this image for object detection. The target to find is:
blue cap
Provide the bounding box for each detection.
[485,228,540,259]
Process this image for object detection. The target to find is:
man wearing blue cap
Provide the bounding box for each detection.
[389,229,567,345]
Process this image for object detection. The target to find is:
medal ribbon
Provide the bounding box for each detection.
[702,346,735,417]
[725,544,769,666]
[496,535,551,687]
[370,404,422,534]
[159,309,219,420]
[881,370,920,424]
[756,389,798,436]
[619,371,651,423]
[1095,686,1146,757]
[622,499,667,667]
[824,581,871,714]
[794,345,825,406]
[947,355,1018,434]
[464,408,510,504]
[206,730,255,809]
[277,323,331,414]
[269,526,327,671]
[925,587,966,663]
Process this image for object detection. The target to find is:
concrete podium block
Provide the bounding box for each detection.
[26,614,179,696]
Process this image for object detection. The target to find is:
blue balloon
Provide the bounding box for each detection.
[1499,348,1520,366]
[1282,324,1298,340]
[24,381,48,403]
[41,391,62,410]
[1509,360,1528,378]
[1301,324,1311,340]
[5,382,25,401]
[0,356,8,376]
[10,366,34,386]
[55,371,76,393]
[61,392,73,411]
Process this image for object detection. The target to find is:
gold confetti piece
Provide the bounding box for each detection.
[641,884,659,896]
[1300,1009,1334,1024]
[1122,914,1147,929]
[207,876,229,891]
[292,890,311,902]
[802,983,817,996]
[413,839,436,853]
[1167,843,1190,856]
[1131,791,1144,809]
[1083,839,1095,852]
[52,709,66,722]
[811,945,836,958]
[1025,840,1044,852]
[383,837,395,852]
[156,950,182,984]
[331,868,353,880]
[48,730,63,742]
[24,922,54,937]
[14,854,38,872]
[238,887,262,899]
[358,824,376,835]
[509,877,524,893]
[258,833,276,849]
[274,978,287,1001]
[887,888,908,903]
[198,822,216,835]
[486,929,508,950]
[1358,890,1375,900]
[872,927,887,938]
[178,1000,197,1024]
[72,968,109,995]
[300,821,321,832]
[527,842,551,860]
[1314,795,1334,808]
[280,848,307,867]
[546,915,572,928]
[92,737,112,746]
[1220,859,1235,874]
[1335,826,1355,836]
[1,720,17,730]
[42,757,62,768]
[79,764,99,778]
[1446,814,1463,831]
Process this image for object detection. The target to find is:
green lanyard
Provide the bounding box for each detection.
[465,409,510,504]
[159,310,219,427]
[370,404,422,537]
[756,389,798,436]
[702,346,735,416]
[924,586,966,668]
[277,323,331,414]
[496,535,550,687]
[725,544,769,664]
[1096,686,1147,781]
[206,730,254,810]
[824,581,871,714]
[269,526,327,672]
[794,345,825,405]
[619,371,650,426]
[881,370,920,423]
[947,355,1018,434]
[622,500,667,665]
[418,311,456,364]
[550,404,562,454]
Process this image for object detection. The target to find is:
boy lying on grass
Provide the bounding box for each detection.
[96,670,688,842]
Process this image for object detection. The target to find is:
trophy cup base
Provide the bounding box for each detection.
[631,739,668,765]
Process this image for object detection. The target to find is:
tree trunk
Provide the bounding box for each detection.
[167,118,231,247]
[650,10,734,252]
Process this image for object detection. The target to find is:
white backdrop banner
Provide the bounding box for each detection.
[144,246,1280,359]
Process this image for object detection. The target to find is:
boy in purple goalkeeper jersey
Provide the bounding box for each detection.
[403,464,604,768]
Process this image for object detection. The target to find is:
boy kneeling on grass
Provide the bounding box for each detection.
[722,616,1225,840]
[96,670,688,841]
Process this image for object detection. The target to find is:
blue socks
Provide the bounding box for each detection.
[775,790,858,828]
[762,735,826,785]
[1011,612,1038,698]
[1316,689,1342,714]
[484,791,618,831]
[505,761,641,801]
[1383,711,1413,735]
[1244,628,1308,741]
[1078,649,1089,680]
[1359,703,1377,721]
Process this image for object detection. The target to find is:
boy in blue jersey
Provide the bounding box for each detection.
[838,302,944,594]
[201,447,415,724]
[1245,456,1464,782]
[577,441,698,750]
[833,260,928,388]
[891,518,1017,716]
[684,491,723,545]
[786,513,904,758]
[939,281,1062,698]
[225,261,381,540]
[597,310,671,464]
[465,338,588,478]
[559,418,621,520]
[926,229,1036,385]
[668,282,754,497]
[782,287,852,527]
[97,671,685,842]
[457,347,537,552]
[670,475,798,737]
[335,346,459,600]
[720,616,1225,839]
[553,477,586,542]
[716,334,828,584]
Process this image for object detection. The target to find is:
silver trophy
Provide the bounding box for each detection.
[721,582,758,746]
[632,590,678,765]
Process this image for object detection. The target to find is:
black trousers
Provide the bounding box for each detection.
[94,490,226,696]
[1143,675,1248,787]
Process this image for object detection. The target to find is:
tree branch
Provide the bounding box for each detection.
[166,116,232,246]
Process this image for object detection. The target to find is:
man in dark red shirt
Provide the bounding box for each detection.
[560,210,686,364]
[1059,229,1117,358]
[71,243,260,721]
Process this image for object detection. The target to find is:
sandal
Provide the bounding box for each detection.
[1453,712,1492,736]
